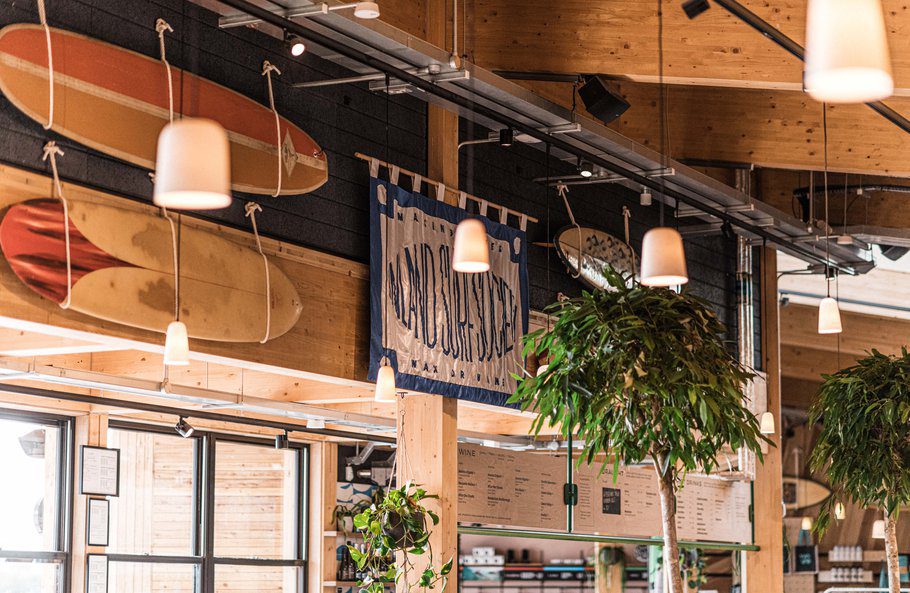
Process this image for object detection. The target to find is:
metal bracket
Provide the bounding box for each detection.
[563,483,579,506]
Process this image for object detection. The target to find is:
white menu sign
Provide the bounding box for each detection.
[81,446,119,497]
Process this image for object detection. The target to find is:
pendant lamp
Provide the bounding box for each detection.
[453,218,490,273]
[640,227,688,287]
[164,320,190,366]
[834,502,846,520]
[804,0,893,103]
[801,516,813,531]
[817,296,843,334]
[759,411,776,435]
[375,362,397,402]
[154,118,232,210]
[872,519,886,539]
[353,1,381,19]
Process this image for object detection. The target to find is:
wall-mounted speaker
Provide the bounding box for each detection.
[578,75,631,125]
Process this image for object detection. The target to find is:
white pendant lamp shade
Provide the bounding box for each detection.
[154,118,232,210]
[872,519,886,539]
[804,0,893,103]
[801,516,814,531]
[452,218,490,273]
[164,320,190,366]
[640,228,688,287]
[834,502,847,520]
[353,1,381,19]
[818,296,843,334]
[759,411,776,435]
[375,363,397,402]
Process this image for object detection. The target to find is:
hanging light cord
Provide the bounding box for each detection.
[156,19,175,123]
[657,0,667,226]
[36,0,54,130]
[382,74,391,371]
[245,202,273,344]
[161,207,180,322]
[823,104,831,298]
[42,141,71,309]
[262,61,284,197]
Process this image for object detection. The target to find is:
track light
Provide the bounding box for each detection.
[499,128,514,147]
[578,159,594,178]
[307,418,326,429]
[452,218,491,273]
[681,0,711,19]
[759,411,776,435]
[640,228,689,287]
[286,32,306,57]
[274,430,290,450]
[817,296,843,334]
[175,416,194,438]
[353,1,381,19]
[640,187,652,206]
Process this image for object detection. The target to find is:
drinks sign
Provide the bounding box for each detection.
[369,178,529,406]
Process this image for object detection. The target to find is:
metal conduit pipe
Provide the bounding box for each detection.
[710,0,910,136]
[793,184,910,200]
[215,0,858,275]
[0,382,397,444]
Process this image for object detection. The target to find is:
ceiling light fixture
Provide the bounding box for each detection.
[817,105,843,335]
[872,519,886,539]
[759,411,775,435]
[286,32,306,56]
[154,118,232,210]
[640,228,689,287]
[274,429,290,449]
[801,516,813,531]
[353,1,381,19]
[175,416,195,438]
[578,159,594,178]
[681,0,711,19]
[164,320,190,366]
[498,128,514,147]
[452,218,491,273]
[804,0,893,103]
[817,296,843,334]
[640,187,652,206]
[307,418,326,430]
[375,362,398,402]
[834,502,846,520]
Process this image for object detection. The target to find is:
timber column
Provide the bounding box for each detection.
[71,413,109,593]
[743,246,784,593]
[397,1,460,593]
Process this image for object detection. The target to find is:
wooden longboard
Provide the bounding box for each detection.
[554,225,637,290]
[0,24,328,196]
[782,476,832,511]
[0,198,303,342]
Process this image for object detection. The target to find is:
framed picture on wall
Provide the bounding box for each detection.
[80,446,120,497]
[86,554,108,593]
[86,498,109,547]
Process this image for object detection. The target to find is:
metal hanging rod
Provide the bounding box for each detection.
[354,152,539,224]
[533,167,674,186]
[219,2,369,28]
[456,526,759,552]
[215,0,860,275]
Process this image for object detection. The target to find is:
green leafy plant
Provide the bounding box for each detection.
[510,266,769,593]
[348,482,453,593]
[335,490,385,536]
[809,348,910,593]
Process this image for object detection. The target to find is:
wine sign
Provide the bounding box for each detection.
[369,178,529,406]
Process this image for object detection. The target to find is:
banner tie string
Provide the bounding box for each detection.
[262,61,283,197]
[42,142,71,308]
[245,202,273,343]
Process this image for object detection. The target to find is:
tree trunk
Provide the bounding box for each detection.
[655,462,683,593]
[884,509,900,593]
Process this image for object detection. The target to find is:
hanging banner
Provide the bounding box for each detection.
[369,178,529,407]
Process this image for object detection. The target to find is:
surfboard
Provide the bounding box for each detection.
[0,24,328,196]
[782,476,832,511]
[554,225,637,291]
[0,198,303,342]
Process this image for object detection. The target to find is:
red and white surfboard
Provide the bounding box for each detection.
[0,24,328,196]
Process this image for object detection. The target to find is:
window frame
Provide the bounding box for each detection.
[106,420,309,593]
[0,408,74,593]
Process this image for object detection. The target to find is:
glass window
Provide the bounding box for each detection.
[0,562,63,593]
[214,441,299,559]
[107,429,196,555]
[214,564,301,593]
[108,561,198,593]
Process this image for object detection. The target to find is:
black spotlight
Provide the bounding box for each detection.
[274,430,290,450]
[174,416,194,438]
[285,31,306,57]
[577,75,630,125]
[681,0,710,19]
[498,128,514,147]
[578,159,594,178]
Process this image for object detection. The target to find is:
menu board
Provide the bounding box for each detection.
[457,443,751,544]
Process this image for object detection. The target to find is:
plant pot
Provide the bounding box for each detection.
[381,510,425,549]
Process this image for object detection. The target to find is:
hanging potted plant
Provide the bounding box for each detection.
[348,482,453,593]
[809,348,910,593]
[511,266,769,593]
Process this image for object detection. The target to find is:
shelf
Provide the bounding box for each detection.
[324,531,363,539]
[817,569,874,584]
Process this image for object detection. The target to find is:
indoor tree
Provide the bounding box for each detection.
[809,349,910,593]
[511,266,768,593]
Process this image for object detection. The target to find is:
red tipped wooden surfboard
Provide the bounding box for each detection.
[0,198,303,342]
[0,24,327,196]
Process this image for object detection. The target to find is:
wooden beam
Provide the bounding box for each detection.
[744,246,783,593]
[466,0,910,96]
[0,328,122,357]
[780,375,821,410]
[308,443,339,593]
[781,304,910,357]
[781,343,860,382]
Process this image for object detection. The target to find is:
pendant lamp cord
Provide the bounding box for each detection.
[556,183,582,279]
[657,0,667,227]
[245,202,273,344]
[262,61,284,197]
[36,0,54,130]
[161,207,180,321]
[42,141,71,309]
[822,103,831,298]
[156,19,175,123]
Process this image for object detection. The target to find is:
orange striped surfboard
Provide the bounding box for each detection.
[0,24,328,196]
